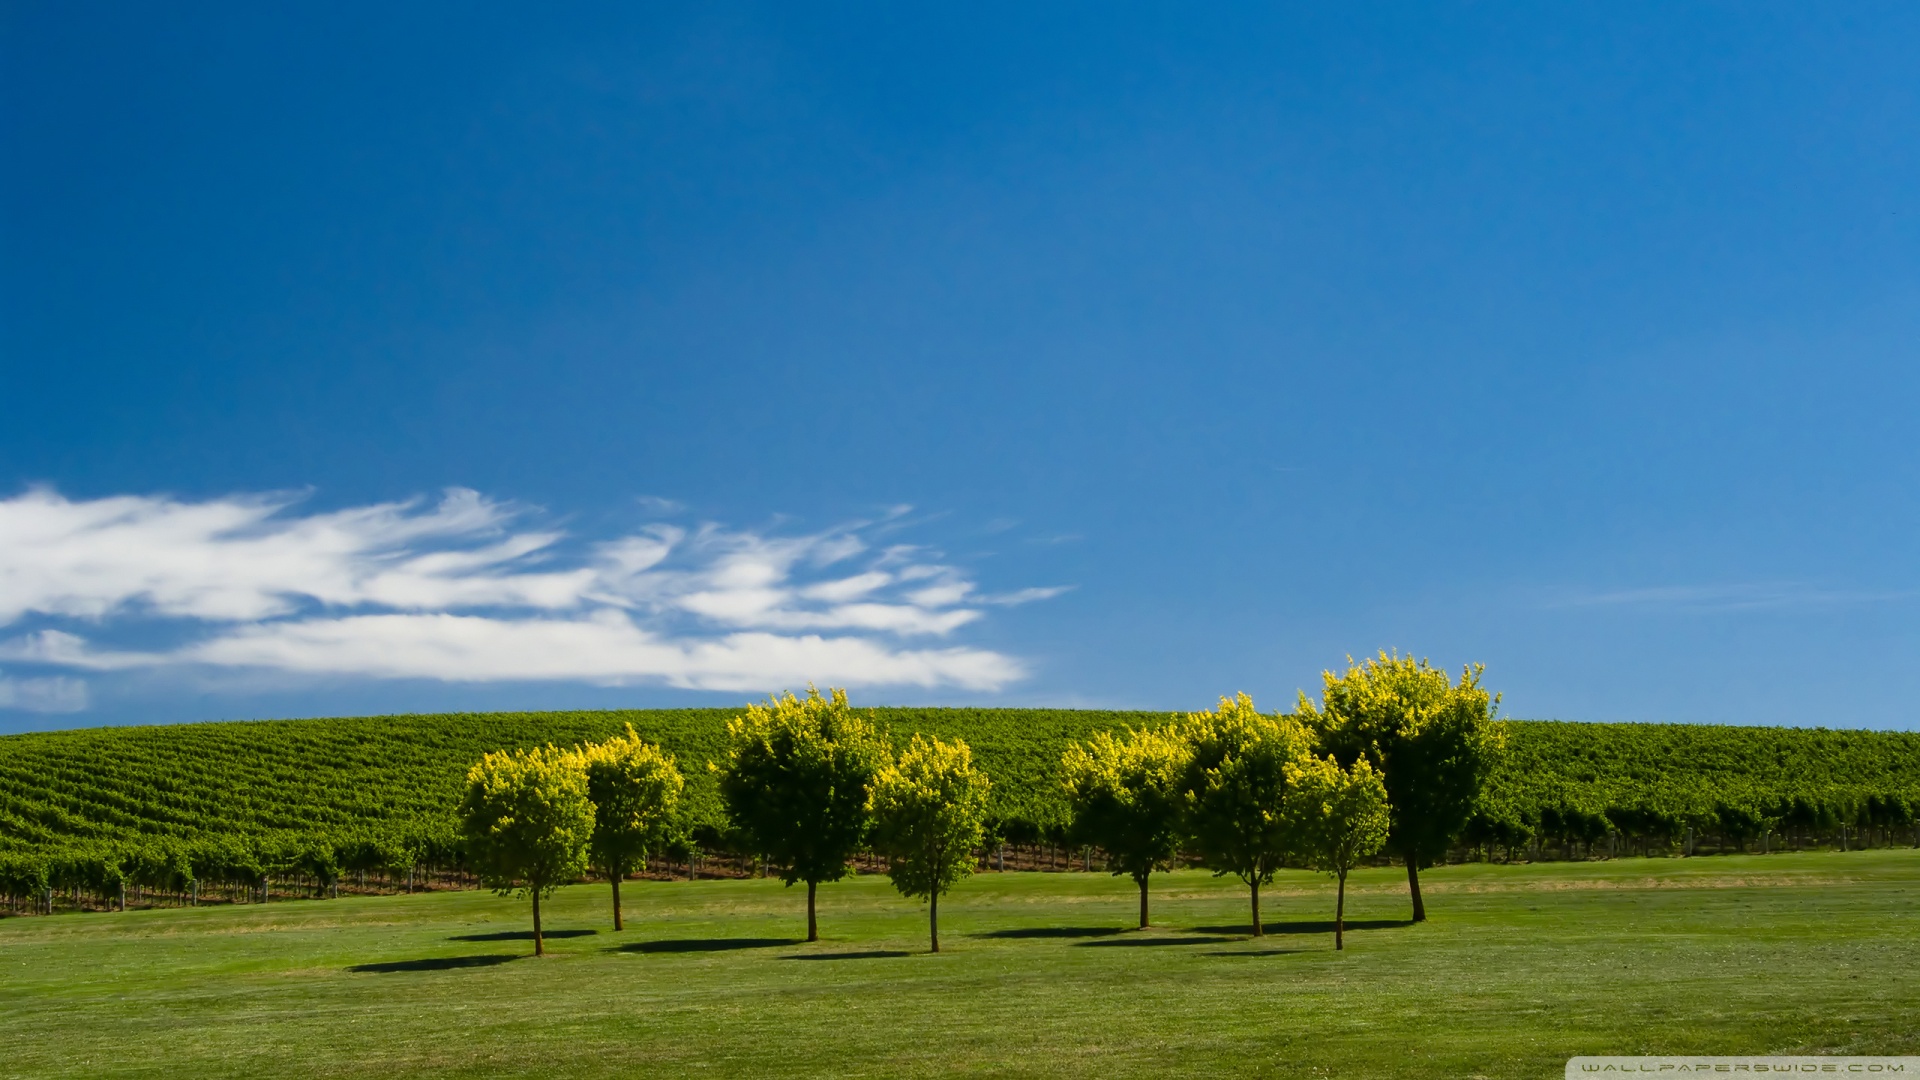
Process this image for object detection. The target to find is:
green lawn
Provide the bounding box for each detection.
[4,850,1918,1078]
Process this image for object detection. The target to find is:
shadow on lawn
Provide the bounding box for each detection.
[348,954,518,974]
[620,937,801,954]
[783,950,912,961]
[1191,919,1414,937]
[1076,935,1241,948]
[450,929,599,942]
[974,926,1126,940]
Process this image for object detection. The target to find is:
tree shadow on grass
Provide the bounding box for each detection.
[1191,919,1414,937]
[783,950,913,961]
[974,926,1126,940]
[348,954,519,974]
[1201,948,1308,958]
[450,929,599,942]
[1075,935,1241,948]
[619,937,801,954]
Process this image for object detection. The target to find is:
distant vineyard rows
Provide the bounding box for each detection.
[4,709,1917,907]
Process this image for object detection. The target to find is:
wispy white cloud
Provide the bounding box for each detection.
[0,488,1062,695]
[1548,582,1915,612]
[0,671,88,713]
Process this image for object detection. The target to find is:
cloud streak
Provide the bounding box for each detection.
[0,488,1059,697]
[0,671,88,714]
[1548,582,1915,612]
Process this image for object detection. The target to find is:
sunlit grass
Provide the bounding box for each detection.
[4,849,1917,1078]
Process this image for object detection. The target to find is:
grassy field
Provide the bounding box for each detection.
[4,850,1918,1079]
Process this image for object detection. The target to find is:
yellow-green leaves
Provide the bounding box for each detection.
[1296,653,1504,864]
[460,745,595,898]
[1177,694,1315,935]
[871,734,991,901]
[718,686,892,941]
[1286,755,1391,876]
[1298,652,1504,921]
[580,724,683,929]
[1062,725,1187,926]
[869,733,990,952]
[581,724,683,876]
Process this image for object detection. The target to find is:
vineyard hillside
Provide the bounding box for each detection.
[3,708,1918,897]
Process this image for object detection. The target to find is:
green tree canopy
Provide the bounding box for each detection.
[1285,755,1391,950]
[1297,652,1505,922]
[1062,725,1190,928]
[1178,693,1314,937]
[459,745,595,956]
[869,733,992,953]
[717,687,892,942]
[581,724,684,931]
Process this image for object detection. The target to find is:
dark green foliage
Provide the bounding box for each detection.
[1478,720,1920,857]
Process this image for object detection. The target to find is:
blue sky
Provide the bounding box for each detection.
[3,4,1918,732]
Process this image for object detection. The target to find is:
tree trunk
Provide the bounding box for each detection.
[1335,870,1347,950]
[532,888,545,957]
[806,880,818,942]
[1406,859,1426,922]
[1250,879,1263,937]
[1137,873,1150,929]
[930,890,940,953]
[612,869,624,931]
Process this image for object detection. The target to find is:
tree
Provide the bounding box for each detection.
[460,745,595,956]
[869,734,991,953]
[717,687,892,942]
[1061,725,1190,928]
[1297,652,1505,923]
[1285,755,1391,950]
[581,724,684,931]
[1178,694,1315,936]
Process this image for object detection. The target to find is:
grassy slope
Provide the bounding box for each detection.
[3,849,1917,1078]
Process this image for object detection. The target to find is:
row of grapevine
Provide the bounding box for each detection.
[1465,720,1920,860]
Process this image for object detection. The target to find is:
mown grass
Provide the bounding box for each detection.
[3,849,1917,1078]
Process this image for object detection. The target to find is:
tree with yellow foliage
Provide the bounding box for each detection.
[1297,653,1504,923]
[460,745,594,956]
[1285,755,1390,949]
[1177,694,1314,937]
[717,687,892,942]
[1062,725,1189,929]
[581,725,683,931]
[869,734,991,953]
